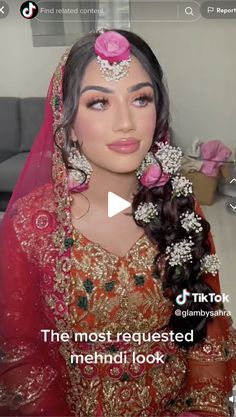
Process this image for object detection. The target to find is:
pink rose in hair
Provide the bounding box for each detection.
[95,31,131,63]
[141,164,169,188]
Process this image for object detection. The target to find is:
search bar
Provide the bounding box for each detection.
[36,1,201,22]
[201,1,236,19]
[130,2,201,22]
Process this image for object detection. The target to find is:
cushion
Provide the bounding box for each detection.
[0,151,17,163]
[0,98,20,153]
[19,98,45,152]
[0,152,28,192]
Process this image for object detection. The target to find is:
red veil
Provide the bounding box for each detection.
[0,49,75,416]
[0,43,236,417]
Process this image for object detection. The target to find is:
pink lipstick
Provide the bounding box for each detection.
[107,138,140,154]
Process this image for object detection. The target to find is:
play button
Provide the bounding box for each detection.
[108,192,131,218]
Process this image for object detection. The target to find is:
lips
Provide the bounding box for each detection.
[109,137,139,146]
[107,138,140,154]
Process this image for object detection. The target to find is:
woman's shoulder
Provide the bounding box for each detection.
[12,182,56,214]
[10,182,57,240]
[10,182,56,223]
[5,183,59,265]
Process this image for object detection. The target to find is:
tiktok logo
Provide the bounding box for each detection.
[176,289,190,305]
[20,1,38,19]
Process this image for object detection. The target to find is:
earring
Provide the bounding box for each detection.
[67,143,93,192]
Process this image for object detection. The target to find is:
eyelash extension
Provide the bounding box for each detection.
[135,93,154,103]
[86,98,109,108]
[86,93,154,108]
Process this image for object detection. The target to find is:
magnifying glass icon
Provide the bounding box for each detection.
[185,6,194,16]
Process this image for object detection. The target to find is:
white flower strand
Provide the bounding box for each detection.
[180,211,203,233]
[165,238,194,267]
[134,202,159,223]
[200,254,220,276]
[155,142,182,175]
[171,175,193,197]
[136,152,157,179]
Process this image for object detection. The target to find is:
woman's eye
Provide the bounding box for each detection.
[133,94,153,107]
[86,94,153,110]
[87,98,109,110]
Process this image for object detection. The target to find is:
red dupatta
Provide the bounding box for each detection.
[0,49,75,416]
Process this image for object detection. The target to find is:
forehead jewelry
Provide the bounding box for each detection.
[94,31,131,82]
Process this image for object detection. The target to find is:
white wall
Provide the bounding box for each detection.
[130,5,236,152]
[0,0,235,152]
[0,0,65,98]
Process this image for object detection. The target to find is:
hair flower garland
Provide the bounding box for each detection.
[180,211,203,233]
[134,202,159,223]
[136,152,157,180]
[155,142,182,175]
[165,238,194,267]
[171,175,193,198]
[136,144,186,192]
[136,152,170,188]
[141,164,170,188]
[200,254,220,276]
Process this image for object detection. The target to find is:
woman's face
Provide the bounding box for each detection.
[71,55,157,173]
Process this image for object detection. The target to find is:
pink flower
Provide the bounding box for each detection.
[72,183,89,193]
[140,164,170,188]
[95,31,131,63]
[68,174,89,193]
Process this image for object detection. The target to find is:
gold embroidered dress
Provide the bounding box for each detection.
[62,219,236,417]
[1,184,235,417]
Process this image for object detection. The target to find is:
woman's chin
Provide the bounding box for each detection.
[105,163,140,175]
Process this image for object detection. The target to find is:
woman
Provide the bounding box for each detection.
[0,29,235,417]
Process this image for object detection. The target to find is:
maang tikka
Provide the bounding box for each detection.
[94,31,131,82]
[67,143,93,192]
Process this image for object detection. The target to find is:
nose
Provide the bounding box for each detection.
[112,102,135,133]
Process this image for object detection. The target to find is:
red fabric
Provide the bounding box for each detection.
[0,58,72,416]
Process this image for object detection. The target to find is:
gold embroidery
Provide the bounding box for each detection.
[187,335,234,362]
[0,341,37,363]
[177,382,231,416]
[11,185,236,416]
[0,365,57,410]
[13,183,56,269]
[55,228,191,417]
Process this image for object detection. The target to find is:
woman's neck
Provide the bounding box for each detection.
[82,163,139,208]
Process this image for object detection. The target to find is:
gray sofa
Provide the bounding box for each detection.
[0,97,45,193]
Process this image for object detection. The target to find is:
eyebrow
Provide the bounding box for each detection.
[80,82,154,96]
